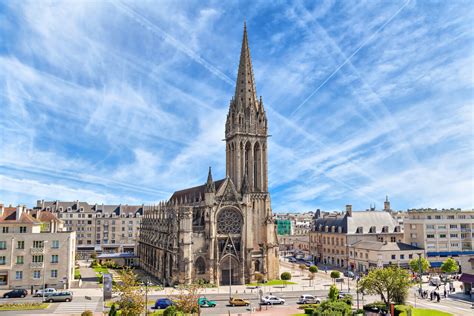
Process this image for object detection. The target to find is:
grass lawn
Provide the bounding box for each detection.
[74,267,81,279]
[411,308,452,316]
[246,279,297,286]
[93,266,110,274]
[0,303,49,311]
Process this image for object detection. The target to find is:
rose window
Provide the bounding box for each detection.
[217,209,242,234]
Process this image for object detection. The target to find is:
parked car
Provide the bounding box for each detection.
[289,257,297,263]
[260,295,285,305]
[337,291,351,299]
[44,291,73,302]
[154,298,173,309]
[198,297,216,308]
[229,297,250,306]
[297,294,321,304]
[343,271,355,278]
[304,261,312,267]
[3,289,27,298]
[34,288,57,297]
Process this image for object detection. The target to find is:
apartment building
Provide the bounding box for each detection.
[404,208,474,264]
[274,211,315,236]
[348,240,424,272]
[311,205,403,269]
[0,205,75,291]
[35,200,143,258]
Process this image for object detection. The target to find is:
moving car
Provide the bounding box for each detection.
[297,294,321,304]
[34,288,57,297]
[154,298,173,309]
[288,257,297,263]
[343,271,354,278]
[3,289,27,298]
[198,297,216,308]
[44,291,73,302]
[260,295,285,305]
[229,297,250,306]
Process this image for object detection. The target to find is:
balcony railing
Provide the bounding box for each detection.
[31,248,44,254]
[30,262,44,268]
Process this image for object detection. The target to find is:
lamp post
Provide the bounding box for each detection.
[227,244,233,299]
[144,278,149,316]
[42,240,48,303]
[417,253,423,294]
[356,275,360,310]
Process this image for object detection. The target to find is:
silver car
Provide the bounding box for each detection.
[297,294,321,304]
[43,291,73,302]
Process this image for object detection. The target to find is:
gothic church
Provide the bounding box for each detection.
[138,24,279,285]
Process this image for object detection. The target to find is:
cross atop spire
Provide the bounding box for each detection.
[234,22,258,110]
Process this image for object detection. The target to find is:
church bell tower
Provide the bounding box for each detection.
[225,23,268,193]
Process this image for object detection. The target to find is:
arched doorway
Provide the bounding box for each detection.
[220,255,241,285]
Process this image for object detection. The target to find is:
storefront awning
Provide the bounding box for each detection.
[459,273,474,283]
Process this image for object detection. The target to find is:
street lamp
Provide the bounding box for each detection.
[227,244,233,299]
[42,240,48,303]
[417,253,423,294]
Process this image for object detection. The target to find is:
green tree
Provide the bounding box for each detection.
[114,268,145,316]
[308,265,318,286]
[314,300,352,316]
[280,271,292,287]
[358,266,411,307]
[108,303,117,316]
[441,258,459,274]
[328,284,339,301]
[330,270,340,284]
[409,257,430,274]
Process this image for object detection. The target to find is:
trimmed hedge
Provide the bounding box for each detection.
[304,307,315,315]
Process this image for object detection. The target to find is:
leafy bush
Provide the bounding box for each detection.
[340,294,353,306]
[163,305,177,316]
[394,305,412,316]
[328,285,339,301]
[74,268,81,280]
[298,304,320,309]
[109,303,117,316]
[313,300,352,316]
[330,271,341,280]
[81,311,93,316]
[280,271,292,281]
[304,307,315,314]
[90,260,100,268]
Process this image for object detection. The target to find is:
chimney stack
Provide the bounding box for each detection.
[346,205,352,217]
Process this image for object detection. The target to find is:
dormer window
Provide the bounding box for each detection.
[356,227,363,234]
[369,226,376,233]
[394,226,401,233]
[382,226,389,233]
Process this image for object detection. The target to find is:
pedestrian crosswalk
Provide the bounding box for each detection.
[53,300,101,314]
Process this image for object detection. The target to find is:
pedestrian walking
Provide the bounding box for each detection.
[444,289,447,298]
[430,291,433,301]
[436,293,440,303]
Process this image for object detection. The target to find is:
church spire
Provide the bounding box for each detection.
[234,22,258,110]
[205,166,215,193]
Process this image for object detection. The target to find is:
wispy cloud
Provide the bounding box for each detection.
[0,0,472,212]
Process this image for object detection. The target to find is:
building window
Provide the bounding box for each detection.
[409,254,413,259]
[426,234,435,239]
[52,240,59,249]
[0,256,5,265]
[0,241,6,250]
[2,227,8,233]
[435,215,441,219]
[426,225,435,229]
[450,224,458,229]
[391,255,396,260]
[16,256,24,264]
[458,215,466,219]
[439,234,446,238]
[51,255,59,263]
[451,243,459,247]
[33,270,41,279]
[438,225,446,229]
[19,226,27,233]
[400,254,405,259]
[16,271,23,280]
[17,241,24,249]
[51,270,58,278]
[447,215,455,220]
[450,233,458,238]
[411,233,417,238]
[33,241,44,248]
[390,236,396,242]
[32,255,43,263]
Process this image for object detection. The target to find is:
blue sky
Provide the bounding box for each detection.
[0,0,473,212]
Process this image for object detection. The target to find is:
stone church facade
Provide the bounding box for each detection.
[138,25,279,286]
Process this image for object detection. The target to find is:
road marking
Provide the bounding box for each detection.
[53,301,101,314]
[407,300,472,314]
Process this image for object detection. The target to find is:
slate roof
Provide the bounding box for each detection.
[0,208,41,224]
[170,179,225,203]
[314,210,401,234]
[350,240,423,251]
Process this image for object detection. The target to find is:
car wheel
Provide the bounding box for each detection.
[4,295,8,298]
[66,298,70,302]
[49,299,54,303]
[246,303,249,306]
[21,295,25,298]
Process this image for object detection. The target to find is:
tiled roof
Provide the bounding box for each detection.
[0,209,41,224]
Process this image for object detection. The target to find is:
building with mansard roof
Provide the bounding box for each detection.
[138,24,279,286]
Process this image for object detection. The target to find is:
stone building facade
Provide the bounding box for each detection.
[0,205,75,290]
[138,24,279,286]
[35,200,142,258]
